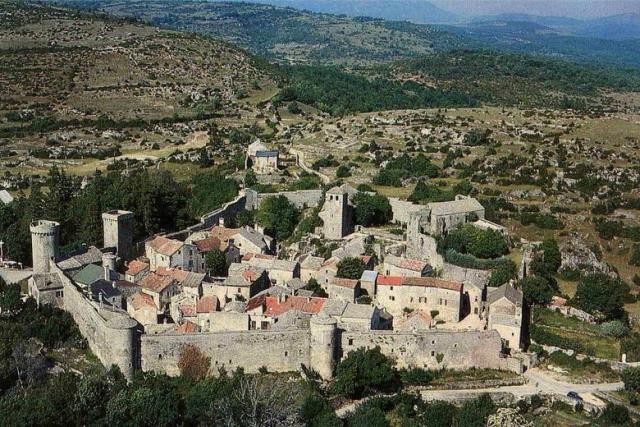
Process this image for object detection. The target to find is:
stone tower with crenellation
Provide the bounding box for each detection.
[102,210,134,261]
[30,220,60,274]
[319,185,354,240]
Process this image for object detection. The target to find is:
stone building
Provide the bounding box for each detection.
[145,236,198,272]
[318,184,357,240]
[127,291,158,326]
[138,272,179,310]
[326,277,360,303]
[125,260,149,283]
[487,283,524,350]
[241,253,299,285]
[253,150,279,174]
[375,275,463,323]
[427,195,485,237]
[30,220,60,274]
[102,210,134,260]
[383,255,431,277]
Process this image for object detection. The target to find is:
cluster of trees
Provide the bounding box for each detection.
[409,179,474,204]
[572,273,630,321]
[351,193,392,227]
[0,167,240,266]
[373,154,440,187]
[595,219,640,242]
[439,224,509,260]
[276,65,474,116]
[255,195,300,240]
[520,239,562,306]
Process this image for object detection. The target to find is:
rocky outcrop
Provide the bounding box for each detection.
[560,235,613,276]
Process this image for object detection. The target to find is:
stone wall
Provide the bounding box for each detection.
[340,329,513,371]
[245,188,323,211]
[141,329,311,376]
[53,262,138,379]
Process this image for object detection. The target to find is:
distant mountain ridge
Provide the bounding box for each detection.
[472,12,640,40]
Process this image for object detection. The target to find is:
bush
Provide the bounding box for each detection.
[352,193,392,226]
[572,273,629,321]
[600,320,629,338]
[336,257,366,280]
[331,347,398,398]
[599,403,631,425]
[622,367,640,392]
[439,224,509,259]
[255,195,300,240]
[399,368,435,386]
[521,275,554,306]
[335,165,351,178]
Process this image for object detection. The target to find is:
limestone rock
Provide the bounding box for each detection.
[486,408,533,427]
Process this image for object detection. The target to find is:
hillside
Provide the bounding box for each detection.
[48,0,471,65]
[0,2,277,182]
[50,0,640,69]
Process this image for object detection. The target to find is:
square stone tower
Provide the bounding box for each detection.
[319,185,353,240]
[102,210,134,261]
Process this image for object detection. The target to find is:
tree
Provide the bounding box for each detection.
[520,276,554,306]
[336,165,351,178]
[457,394,495,427]
[245,169,258,188]
[630,245,640,267]
[178,344,211,383]
[0,281,21,313]
[255,195,299,240]
[331,347,398,398]
[336,257,366,280]
[531,238,562,277]
[304,278,328,298]
[598,403,631,426]
[352,193,392,226]
[205,249,227,276]
[572,273,629,320]
[622,367,640,392]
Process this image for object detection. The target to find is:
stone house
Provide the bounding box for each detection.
[28,273,64,307]
[128,291,158,326]
[299,255,325,283]
[203,263,268,304]
[209,225,273,256]
[190,235,240,272]
[359,270,378,297]
[426,195,485,237]
[89,279,123,309]
[138,272,179,310]
[383,255,432,277]
[487,283,523,350]
[145,236,198,272]
[375,275,463,323]
[241,253,299,285]
[326,277,360,303]
[125,260,149,283]
[155,267,206,299]
[464,281,485,318]
[319,299,381,331]
[245,294,326,330]
[253,150,279,174]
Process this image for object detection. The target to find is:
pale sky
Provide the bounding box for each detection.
[429,0,640,18]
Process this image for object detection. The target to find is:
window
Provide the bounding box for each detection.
[389,296,395,301]
[410,297,414,303]
[348,338,353,346]
[284,351,288,357]
[390,286,394,291]
[430,350,435,357]
[251,321,256,330]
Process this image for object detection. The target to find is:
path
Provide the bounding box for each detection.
[336,368,623,417]
[289,148,330,184]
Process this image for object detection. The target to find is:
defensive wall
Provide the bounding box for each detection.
[51,262,138,379]
[340,329,521,372]
[244,188,323,211]
[141,329,312,376]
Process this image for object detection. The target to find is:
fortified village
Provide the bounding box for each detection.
[26,143,528,380]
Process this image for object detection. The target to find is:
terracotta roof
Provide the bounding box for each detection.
[193,236,224,253]
[179,303,197,318]
[147,236,183,256]
[139,273,175,293]
[245,294,267,312]
[129,291,157,311]
[330,278,359,289]
[196,296,218,313]
[126,260,149,276]
[377,275,462,292]
[210,225,240,242]
[174,321,198,334]
[551,296,567,307]
[264,296,326,317]
[360,255,373,265]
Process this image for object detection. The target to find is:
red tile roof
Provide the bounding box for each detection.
[179,303,197,318]
[264,295,326,317]
[196,296,218,313]
[245,294,267,312]
[174,321,198,334]
[126,260,149,276]
[147,236,184,256]
[193,236,223,253]
[376,275,462,292]
[156,267,189,283]
[139,273,175,293]
[129,291,157,311]
[386,256,428,272]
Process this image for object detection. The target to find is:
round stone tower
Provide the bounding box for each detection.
[104,311,139,380]
[310,315,338,380]
[30,220,60,274]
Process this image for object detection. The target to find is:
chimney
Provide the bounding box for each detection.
[219,217,225,227]
[112,280,117,289]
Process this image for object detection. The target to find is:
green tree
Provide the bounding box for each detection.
[331,347,398,398]
[245,169,258,188]
[352,193,392,226]
[520,275,554,306]
[622,367,640,392]
[255,195,299,240]
[205,249,227,276]
[572,273,629,320]
[457,394,495,427]
[336,165,352,178]
[336,257,366,280]
[0,281,21,313]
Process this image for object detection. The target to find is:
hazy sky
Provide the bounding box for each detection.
[429,0,640,18]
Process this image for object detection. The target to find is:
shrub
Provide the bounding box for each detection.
[331,347,398,398]
[600,320,629,338]
[622,367,640,392]
[572,273,629,321]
